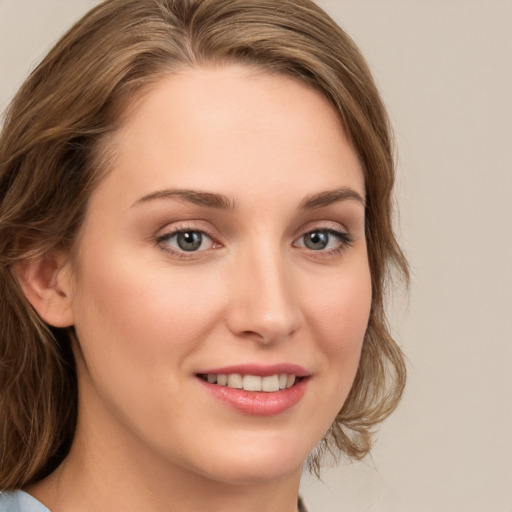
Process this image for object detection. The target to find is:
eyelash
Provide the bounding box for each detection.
[293,228,353,256]
[155,225,353,259]
[155,224,218,259]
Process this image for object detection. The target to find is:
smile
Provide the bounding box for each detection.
[198,373,298,392]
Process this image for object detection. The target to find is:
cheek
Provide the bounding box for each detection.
[70,252,230,440]
[303,262,372,393]
[309,264,371,343]
[70,247,226,384]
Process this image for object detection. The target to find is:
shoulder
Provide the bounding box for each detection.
[0,491,50,512]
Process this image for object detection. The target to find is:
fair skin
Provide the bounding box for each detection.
[23,65,371,512]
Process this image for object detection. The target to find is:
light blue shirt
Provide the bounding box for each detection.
[0,491,49,512]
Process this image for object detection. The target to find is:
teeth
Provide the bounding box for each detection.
[204,373,299,392]
[262,375,280,392]
[243,375,262,391]
[227,373,243,389]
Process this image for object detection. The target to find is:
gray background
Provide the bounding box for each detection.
[1,1,511,510]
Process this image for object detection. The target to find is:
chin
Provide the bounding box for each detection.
[204,457,304,486]
[187,431,314,486]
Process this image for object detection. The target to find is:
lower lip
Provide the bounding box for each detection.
[198,378,308,416]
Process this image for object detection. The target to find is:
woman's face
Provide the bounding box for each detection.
[65,65,371,485]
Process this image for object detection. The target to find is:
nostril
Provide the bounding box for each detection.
[240,330,265,339]
[238,327,295,345]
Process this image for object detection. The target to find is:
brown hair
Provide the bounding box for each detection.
[0,0,408,489]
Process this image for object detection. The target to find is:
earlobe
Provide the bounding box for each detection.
[15,253,75,328]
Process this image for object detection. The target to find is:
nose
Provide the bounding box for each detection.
[225,245,302,345]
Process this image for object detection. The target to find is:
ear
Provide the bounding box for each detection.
[15,253,75,328]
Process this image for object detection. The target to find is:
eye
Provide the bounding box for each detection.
[294,229,352,252]
[157,229,214,253]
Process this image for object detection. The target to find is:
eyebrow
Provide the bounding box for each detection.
[299,187,366,210]
[132,189,237,211]
[132,186,365,211]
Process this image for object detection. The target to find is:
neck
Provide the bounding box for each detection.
[27,411,303,512]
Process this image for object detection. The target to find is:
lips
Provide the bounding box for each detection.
[196,364,309,416]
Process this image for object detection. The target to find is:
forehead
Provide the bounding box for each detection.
[96,65,364,208]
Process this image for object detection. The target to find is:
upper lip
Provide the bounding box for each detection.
[196,363,309,377]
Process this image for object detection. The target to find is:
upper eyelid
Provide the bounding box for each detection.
[155,228,218,258]
[156,228,212,241]
[294,228,352,244]
[153,219,352,243]
[292,219,350,239]
[154,222,218,250]
[155,221,218,238]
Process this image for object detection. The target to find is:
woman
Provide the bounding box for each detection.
[0,0,408,510]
